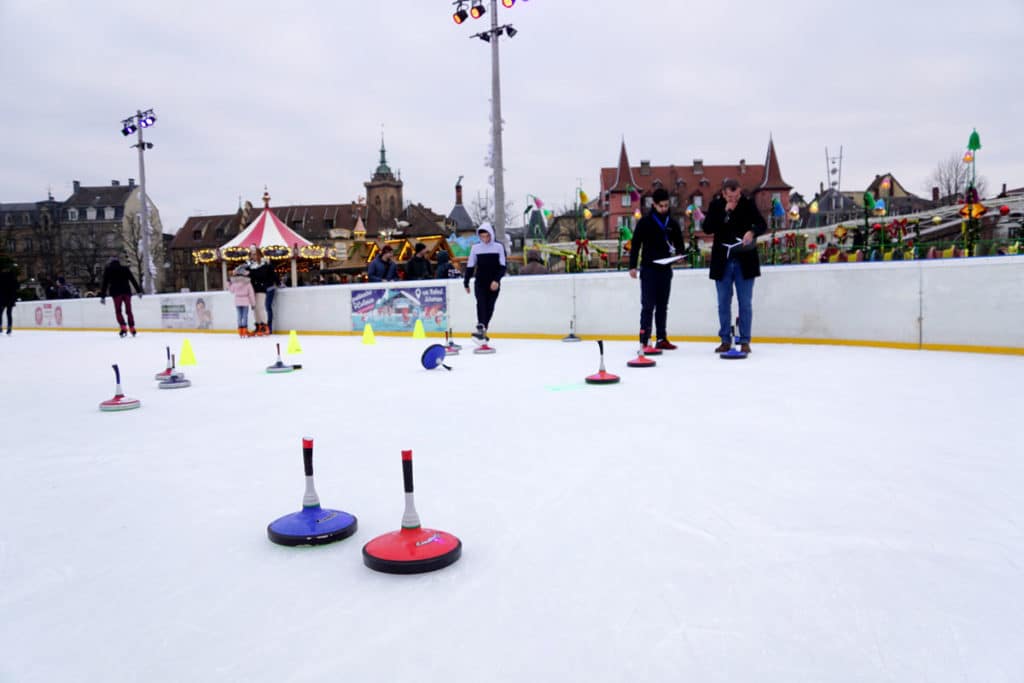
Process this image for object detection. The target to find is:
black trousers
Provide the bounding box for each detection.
[639,266,673,344]
[2,304,12,332]
[474,284,500,329]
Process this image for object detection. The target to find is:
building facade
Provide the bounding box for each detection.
[599,138,792,241]
[0,179,164,295]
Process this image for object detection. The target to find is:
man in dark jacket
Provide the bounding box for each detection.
[367,245,397,282]
[0,265,18,335]
[435,250,459,279]
[628,187,686,350]
[404,242,431,281]
[99,256,143,337]
[701,178,768,353]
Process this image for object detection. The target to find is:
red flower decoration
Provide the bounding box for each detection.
[807,243,817,250]
[872,223,882,231]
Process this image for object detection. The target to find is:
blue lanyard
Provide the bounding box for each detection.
[651,211,675,254]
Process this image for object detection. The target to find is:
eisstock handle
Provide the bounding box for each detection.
[402,449,414,493]
[165,345,170,362]
[302,437,314,476]
[112,364,121,384]
[171,354,176,370]
[598,339,604,356]
[276,342,281,356]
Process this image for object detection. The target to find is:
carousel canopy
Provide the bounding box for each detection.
[221,192,312,251]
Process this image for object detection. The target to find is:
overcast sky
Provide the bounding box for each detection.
[2,0,1021,234]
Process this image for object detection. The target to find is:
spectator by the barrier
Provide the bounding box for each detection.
[99,256,143,338]
[368,245,398,282]
[0,263,18,335]
[520,249,549,275]
[405,242,431,281]
[628,187,686,350]
[702,178,768,353]
[435,250,460,279]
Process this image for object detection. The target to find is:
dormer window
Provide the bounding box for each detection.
[86,207,97,221]
[104,207,115,220]
[192,229,202,241]
[621,193,631,208]
[67,208,79,221]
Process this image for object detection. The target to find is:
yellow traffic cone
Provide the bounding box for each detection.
[179,339,197,366]
[362,323,376,345]
[287,330,302,354]
[412,319,426,339]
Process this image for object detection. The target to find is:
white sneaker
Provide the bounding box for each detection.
[472,324,487,341]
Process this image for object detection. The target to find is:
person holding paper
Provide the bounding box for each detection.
[702,178,768,353]
[628,187,687,350]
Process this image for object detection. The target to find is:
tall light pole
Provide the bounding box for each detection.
[120,109,157,294]
[453,0,524,248]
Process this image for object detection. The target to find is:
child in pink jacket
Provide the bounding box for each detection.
[226,264,256,337]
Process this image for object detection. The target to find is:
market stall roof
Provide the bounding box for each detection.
[220,190,312,251]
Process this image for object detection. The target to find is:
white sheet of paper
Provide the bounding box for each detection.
[653,255,685,265]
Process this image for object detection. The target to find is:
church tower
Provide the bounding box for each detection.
[364,135,404,226]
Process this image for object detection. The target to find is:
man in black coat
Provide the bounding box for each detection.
[701,178,768,353]
[99,256,143,337]
[404,242,431,281]
[0,265,18,335]
[628,187,686,350]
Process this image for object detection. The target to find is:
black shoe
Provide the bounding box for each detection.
[119,330,127,338]
[472,324,487,341]
[130,328,137,337]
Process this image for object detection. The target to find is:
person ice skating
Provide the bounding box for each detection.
[628,187,686,350]
[405,242,431,281]
[0,263,19,335]
[367,245,398,282]
[99,256,143,337]
[702,178,768,353]
[247,247,276,335]
[226,264,256,338]
[463,223,506,340]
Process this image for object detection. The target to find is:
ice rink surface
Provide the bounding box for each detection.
[1,330,1022,682]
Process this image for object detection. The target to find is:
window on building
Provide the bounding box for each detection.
[22,213,31,225]
[621,194,631,208]
[324,218,335,230]
[86,207,97,221]
[104,207,115,220]
[644,196,653,209]
[670,196,678,208]
[3,215,11,226]
[215,228,224,239]
[5,239,14,252]
[193,229,202,241]
[67,208,79,221]
[24,239,33,251]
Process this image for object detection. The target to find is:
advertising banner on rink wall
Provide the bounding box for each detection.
[161,297,215,329]
[350,286,448,332]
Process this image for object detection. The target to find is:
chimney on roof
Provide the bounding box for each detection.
[640,160,651,176]
[739,159,746,174]
[820,182,825,194]
[1001,182,1007,197]
[111,180,120,186]
[693,159,704,175]
[72,180,80,192]
[128,178,136,188]
[932,186,939,202]
[455,182,463,206]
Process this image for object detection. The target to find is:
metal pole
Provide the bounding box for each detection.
[489,0,507,247]
[135,111,154,294]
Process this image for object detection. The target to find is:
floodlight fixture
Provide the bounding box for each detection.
[501,0,515,7]
[121,118,137,136]
[453,7,467,23]
[506,25,518,37]
[470,3,485,19]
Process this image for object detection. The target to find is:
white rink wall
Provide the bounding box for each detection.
[12,255,1024,351]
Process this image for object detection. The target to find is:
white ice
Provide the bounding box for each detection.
[1,331,1022,682]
